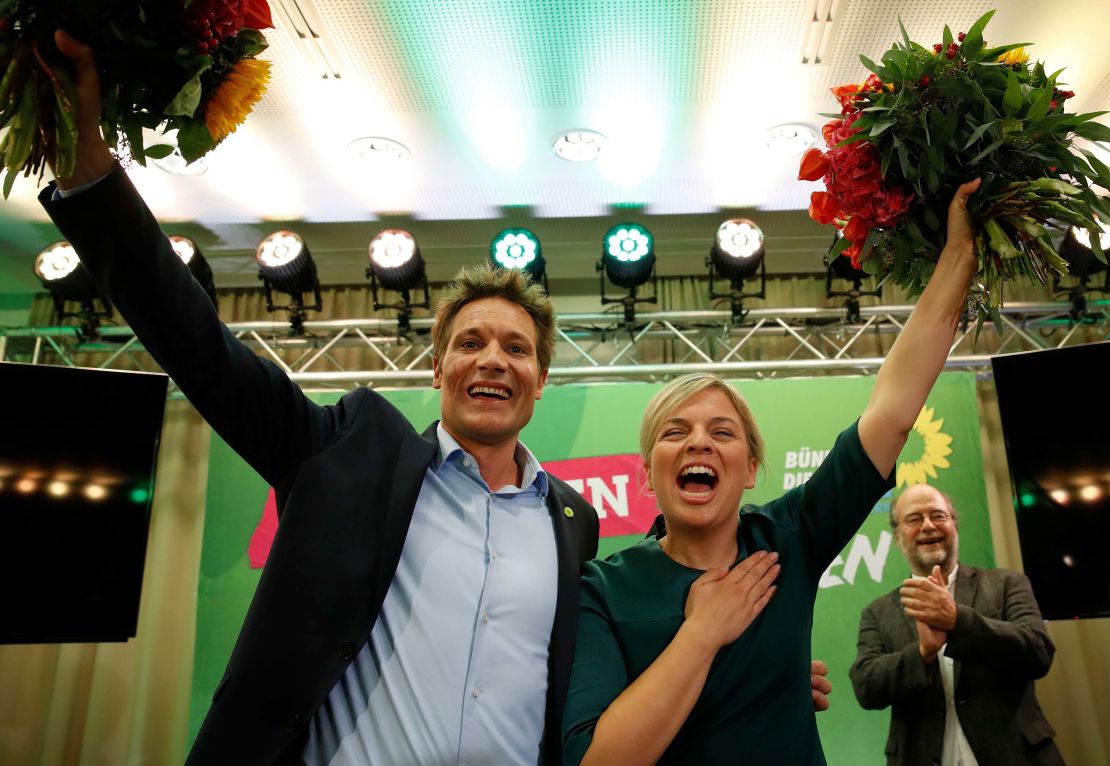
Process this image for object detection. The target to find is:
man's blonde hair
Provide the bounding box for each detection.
[639,372,765,468]
[432,264,556,371]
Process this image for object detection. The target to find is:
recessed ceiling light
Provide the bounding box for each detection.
[764,123,818,155]
[347,137,411,162]
[553,129,607,162]
[153,147,209,176]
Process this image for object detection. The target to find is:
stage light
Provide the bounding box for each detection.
[490,228,546,287]
[33,241,113,338]
[1049,488,1070,505]
[1055,223,1109,320]
[256,231,322,335]
[601,223,655,288]
[708,219,766,321]
[597,223,658,326]
[825,234,880,323]
[369,230,426,290]
[367,229,430,332]
[169,235,218,308]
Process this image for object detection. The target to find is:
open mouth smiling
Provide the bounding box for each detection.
[676,464,719,498]
[468,384,512,400]
[917,535,944,547]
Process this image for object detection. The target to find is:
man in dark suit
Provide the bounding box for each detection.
[40,32,601,766]
[850,484,1064,766]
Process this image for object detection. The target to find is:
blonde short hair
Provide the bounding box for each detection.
[432,264,556,372]
[639,372,765,468]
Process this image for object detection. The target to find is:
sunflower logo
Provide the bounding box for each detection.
[896,406,953,487]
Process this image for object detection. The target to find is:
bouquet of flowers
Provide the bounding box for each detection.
[799,10,1110,324]
[0,0,274,197]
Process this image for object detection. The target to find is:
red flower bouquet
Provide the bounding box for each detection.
[0,0,275,196]
[800,11,1110,324]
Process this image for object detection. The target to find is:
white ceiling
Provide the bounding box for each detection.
[2,0,1110,295]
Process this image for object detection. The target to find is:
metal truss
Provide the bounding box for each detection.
[2,300,1107,391]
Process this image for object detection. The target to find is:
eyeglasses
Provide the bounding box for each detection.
[898,511,953,529]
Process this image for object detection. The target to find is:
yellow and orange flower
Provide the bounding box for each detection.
[998,47,1029,66]
[205,58,271,143]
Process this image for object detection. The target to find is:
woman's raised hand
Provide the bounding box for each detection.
[683,550,779,650]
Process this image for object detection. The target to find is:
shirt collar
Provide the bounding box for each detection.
[434,423,549,496]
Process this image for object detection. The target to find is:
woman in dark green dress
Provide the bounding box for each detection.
[562,180,983,766]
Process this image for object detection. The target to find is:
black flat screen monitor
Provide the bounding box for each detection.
[992,342,1110,620]
[0,363,168,643]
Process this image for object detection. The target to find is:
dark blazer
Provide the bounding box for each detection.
[850,564,1063,766]
[41,169,599,765]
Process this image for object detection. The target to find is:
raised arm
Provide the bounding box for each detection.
[50,32,115,189]
[858,179,981,476]
[39,32,332,488]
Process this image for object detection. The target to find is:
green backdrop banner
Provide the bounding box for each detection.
[190,372,989,763]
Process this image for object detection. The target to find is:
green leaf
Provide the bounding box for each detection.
[929,77,979,100]
[124,119,147,166]
[859,54,883,76]
[1080,150,1110,191]
[2,169,15,200]
[881,144,894,177]
[1002,70,1022,116]
[829,235,851,259]
[175,119,216,162]
[166,69,208,117]
[1073,120,1110,144]
[962,119,996,150]
[896,140,915,181]
[960,10,994,59]
[897,16,913,51]
[970,136,1005,165]
[942,25,953,49]
[233,29,269,58]
[870,118,896,136]
[982,42,1031,61]
[144,144,175,159]
[835,131,872,147]
[1024,87,1052,122]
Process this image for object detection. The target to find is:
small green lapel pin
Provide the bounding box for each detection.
[563,506,575,518]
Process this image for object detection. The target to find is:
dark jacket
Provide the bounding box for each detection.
[850,564,1064,766]
[41,168,599,765]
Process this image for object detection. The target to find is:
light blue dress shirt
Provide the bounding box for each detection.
[304,424,559,765]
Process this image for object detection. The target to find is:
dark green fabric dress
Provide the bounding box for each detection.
[562,421,894,765]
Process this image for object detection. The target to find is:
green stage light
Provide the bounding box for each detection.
[490,228,545,283]
[601,223,655,288]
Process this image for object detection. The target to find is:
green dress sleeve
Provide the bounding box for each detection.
[561,562,629,766]
[770,420,895,582]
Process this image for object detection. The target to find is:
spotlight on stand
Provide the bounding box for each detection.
[367,229,429,333]
[1054,223,1109,322]
[490,228,547,290]
[256,231,322,335]
[825,234,881,323]
[708,218,766,323]
[597,222,657,326]
[168,235,218,309]
[33,241,113,340]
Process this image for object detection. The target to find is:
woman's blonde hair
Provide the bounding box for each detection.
[639,372,765,468]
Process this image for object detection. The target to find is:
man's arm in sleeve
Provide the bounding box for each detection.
[850,598,936,710]
[944,570,1055,679]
